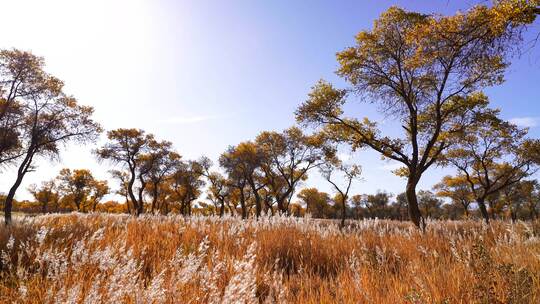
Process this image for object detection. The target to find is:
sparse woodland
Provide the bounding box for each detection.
[2,1,540,303]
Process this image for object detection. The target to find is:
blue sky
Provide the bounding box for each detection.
[1,0,539,201]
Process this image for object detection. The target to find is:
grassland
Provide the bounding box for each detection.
[1,213,539,303]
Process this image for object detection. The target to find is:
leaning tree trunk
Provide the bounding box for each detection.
[4,173,25,225]
[476,198,490,224]
[4,149,34,225]
[405,178,424,229]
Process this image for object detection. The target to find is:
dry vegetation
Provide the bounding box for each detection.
[0,214,539,303]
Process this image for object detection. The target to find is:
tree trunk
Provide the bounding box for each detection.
[266,201,275,216]
[477,198,490,224]
[75,199,82,212]
[248,180,262,218]
[4,171,26,225]
[151,197,157,214]
[275,187,294,215]
[4,147,35,225]
[340,198,346,228]
[510,207,517,223]
[180,200,187,215]
[127,168,139,216]
[136,177,146,216]
[136,200,143,215]
[219,198,225,217]
[239,189,247,219]
[405,178,424,229]
[126,198,131,214]
[151,183,159,214]
[276,199,286,214]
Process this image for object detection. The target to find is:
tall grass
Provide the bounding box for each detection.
[1,214,539,303]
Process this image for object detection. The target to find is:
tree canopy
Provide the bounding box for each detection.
[296,1,539,228]
[0,49,101,224]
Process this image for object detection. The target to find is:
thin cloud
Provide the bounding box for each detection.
[157,115,220,124]
[509,117,539,128]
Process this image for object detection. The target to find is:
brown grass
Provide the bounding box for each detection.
[1,213,539,303]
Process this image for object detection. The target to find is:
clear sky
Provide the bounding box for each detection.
[1,0,539,202]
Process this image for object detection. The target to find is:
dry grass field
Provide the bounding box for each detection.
[1,213,539,303]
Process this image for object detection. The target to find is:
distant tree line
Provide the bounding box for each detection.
[7,168,539,223]
[2,0,540,226]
